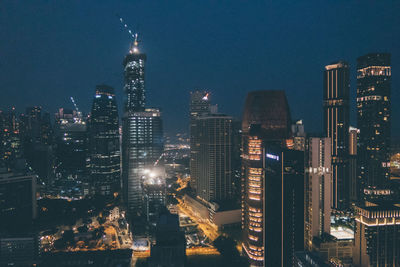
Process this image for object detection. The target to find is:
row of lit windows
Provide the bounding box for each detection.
[357,66,391,78]
[357,95,382,102]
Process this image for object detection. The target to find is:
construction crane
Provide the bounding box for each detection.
[117,15,139,53]
[70,97,82,120]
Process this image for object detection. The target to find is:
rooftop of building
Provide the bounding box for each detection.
[357,52,391,68]
[242,90,291,139]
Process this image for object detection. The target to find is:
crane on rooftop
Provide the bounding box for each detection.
[117,16,140,53]
[70,97,82,121]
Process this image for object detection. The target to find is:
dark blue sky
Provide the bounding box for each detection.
[1,1,399,135]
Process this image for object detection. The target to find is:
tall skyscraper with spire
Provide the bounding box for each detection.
[323,61,350,210]
[123,36,146,112]
[122,36,164,220]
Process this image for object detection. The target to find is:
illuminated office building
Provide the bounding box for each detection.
[323,61,350,210]
[189,91,211,192]
[242,91,304,267]
[357,53,391,193]
[353,201,400,266]
[89,85,120,196]
[304,137,331,251]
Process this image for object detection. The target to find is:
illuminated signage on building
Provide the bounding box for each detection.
[266,153,279,161]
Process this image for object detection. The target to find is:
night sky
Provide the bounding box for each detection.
[1,1,399,136]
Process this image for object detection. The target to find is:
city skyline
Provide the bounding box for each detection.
[2,2,400,266]
[1,1,400,135]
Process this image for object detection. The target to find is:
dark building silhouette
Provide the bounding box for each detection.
[242,91,304,266]
[41,249,133,267]
[0,233,39,266]
[242,90,291,139]
[323,61,350,210]
[194,114,233,202]
[189,90,211,193]
[357,53,391,193]
[54,108,88,179]
[89,85,120,196]
[148,210,186,267]
[0,169,37,232]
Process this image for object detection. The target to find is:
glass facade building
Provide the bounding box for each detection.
[194,114,233,202]
[122,109,163,217]
[189,91,211,193]
[123,45,146,113]
[89,85,120,196]
[356,53,391,193]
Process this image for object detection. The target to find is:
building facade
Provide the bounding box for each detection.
[194,114,233,202]
[123,41,146,113]
[353,201,400,266]
[357,53,391,193]
[121,40,164,219]
[323,61,350,210]
[304,137,332,251]
[0,170,37,231]
[189,91,211,193]
[54,108,88,179]
[122,108,163,217]
[89,85,120,196]
[241,91,305,267]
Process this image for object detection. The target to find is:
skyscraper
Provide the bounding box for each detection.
[123,39,146,113]
[241,91,304,266]
[357,53,391,193]
[304,137,332,251]
[122,108,163,217]
[353,201,400,266]
[0,170,37,232]
[89,85,120,196]
[194,114,233,202]
[242,90,291,140]
[121,39,164,218]
[189,91,211,193]
[323,61,350,210]
[242,132,304,267]
[54,108,88,179]
[349,127,359,203]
